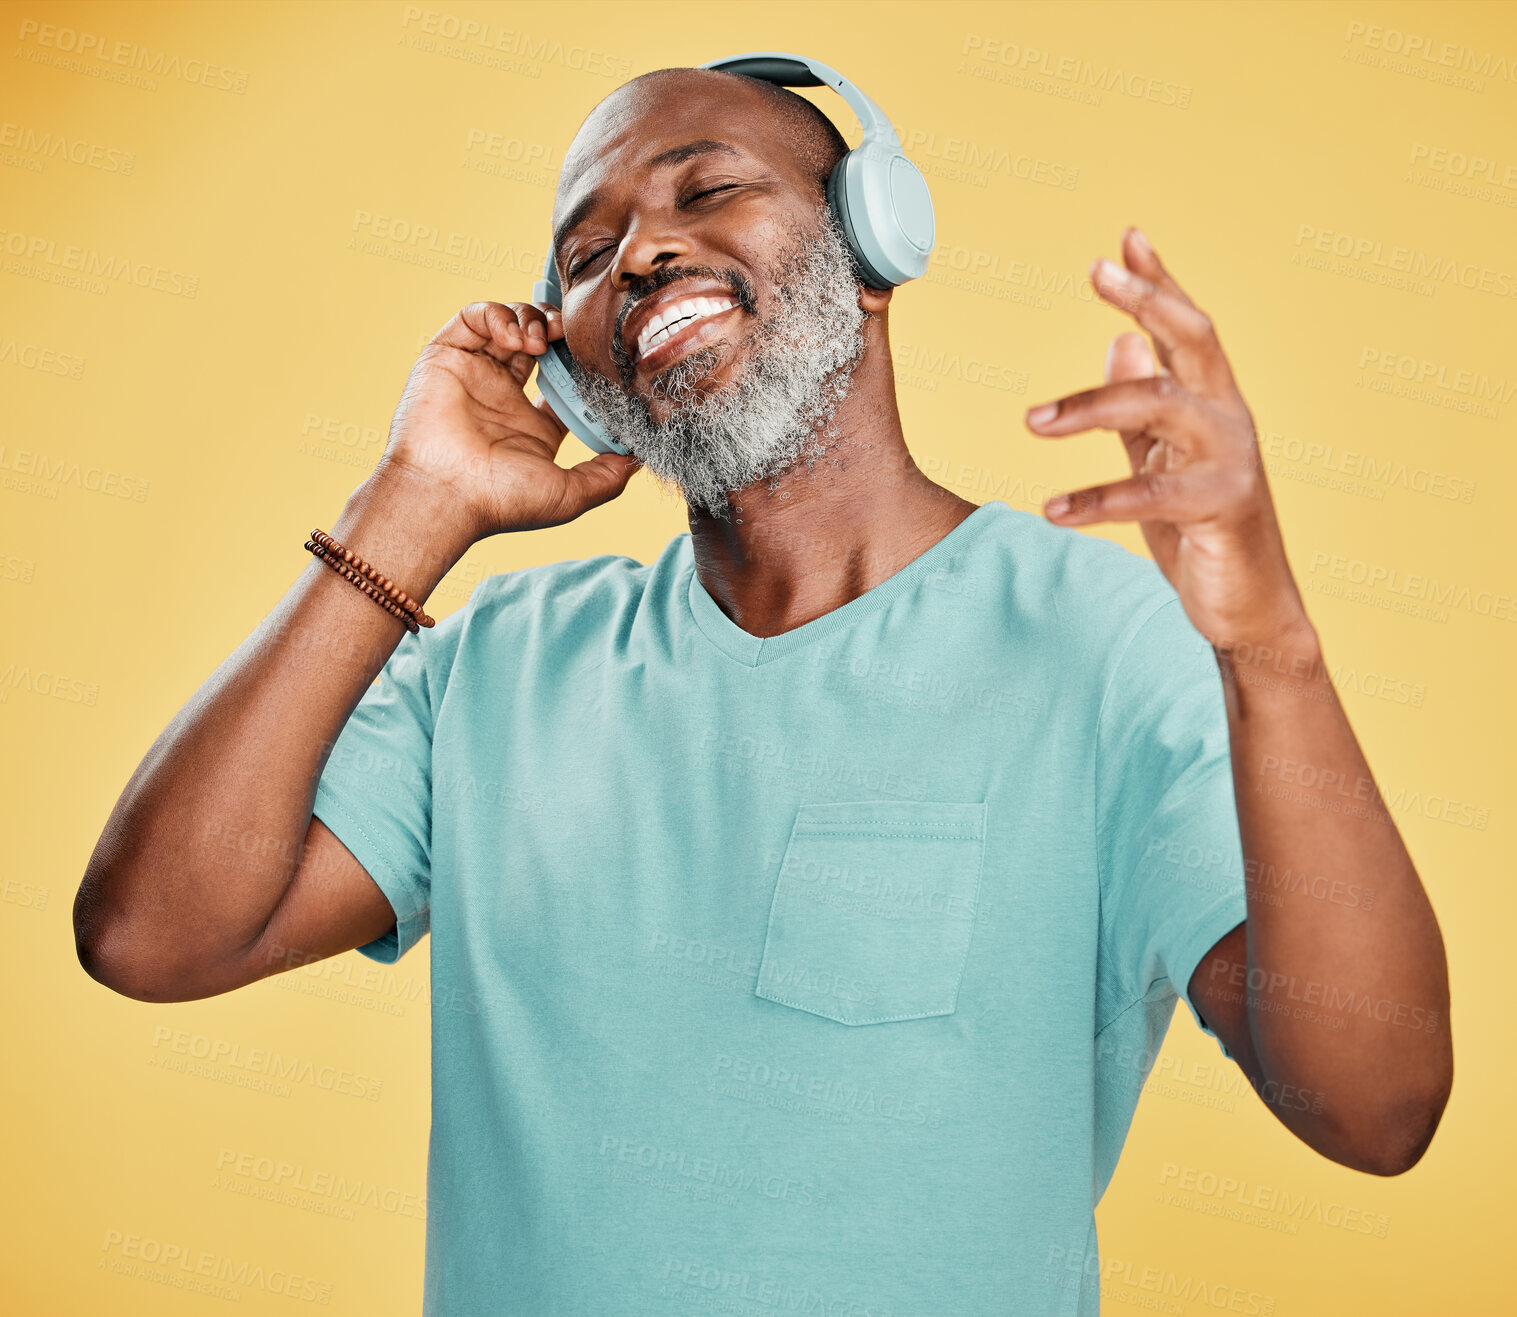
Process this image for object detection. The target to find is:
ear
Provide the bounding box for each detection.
[859,284,894,314]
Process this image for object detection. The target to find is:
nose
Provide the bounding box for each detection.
[612,218,691,290]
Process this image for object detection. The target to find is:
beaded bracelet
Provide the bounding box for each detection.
[304,528,436,633]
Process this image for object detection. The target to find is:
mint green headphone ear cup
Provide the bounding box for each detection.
[824,159,883,287]
[888,157,935,251]
[530,274,631,455]
[828,150,935,290]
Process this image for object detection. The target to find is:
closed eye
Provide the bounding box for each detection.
[681,183,740,206]
[568,185,743,280]
[569,245,615,280]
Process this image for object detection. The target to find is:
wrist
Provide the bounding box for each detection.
[333,459,480,602]
[1212,613,1331,719]
[1213,615,1321,671]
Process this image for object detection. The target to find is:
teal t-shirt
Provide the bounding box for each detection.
[312,498,1248,1316]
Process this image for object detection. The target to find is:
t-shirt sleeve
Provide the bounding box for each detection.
[1094,594,1248,1050]
[312,630,436,964]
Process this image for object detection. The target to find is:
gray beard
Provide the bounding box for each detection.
[565,205,868,520]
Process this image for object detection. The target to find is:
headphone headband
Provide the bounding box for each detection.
[695,52,903,156]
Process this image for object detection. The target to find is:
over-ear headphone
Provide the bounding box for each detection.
[531,50,936,456]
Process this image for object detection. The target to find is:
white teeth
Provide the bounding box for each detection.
[635,295,737,358]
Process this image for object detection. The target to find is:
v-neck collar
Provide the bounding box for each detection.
[684,500,1006,667]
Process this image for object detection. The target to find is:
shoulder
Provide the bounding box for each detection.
[476,551,655,613]
[426,538,683,671]
[971,501,1186,657]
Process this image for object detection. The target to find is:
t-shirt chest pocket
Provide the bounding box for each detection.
[754,801,988,1026]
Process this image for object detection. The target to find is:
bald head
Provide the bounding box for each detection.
[640,68,850,193]
[544,62,894,435]
[557,67,850,213]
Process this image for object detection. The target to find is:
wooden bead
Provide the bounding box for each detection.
[307,528,431,633]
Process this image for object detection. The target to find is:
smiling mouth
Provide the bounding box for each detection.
[634,296,740,365]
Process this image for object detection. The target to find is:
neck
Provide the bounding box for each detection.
[686,313,979,639]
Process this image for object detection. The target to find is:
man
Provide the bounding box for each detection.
[76,63,1451,1315]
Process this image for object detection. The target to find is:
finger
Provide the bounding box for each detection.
[1025,374,1218,454]
[1106,330,1157,385]
[501,302,564,352]
[1100,331,1182,559]
[557,450,643,518]
[505,349,539,388]
[1088,258,1236,399]
[1043,467,1233,527]
[430,302,533,364]
[1121,227,1199,310]
[503,306,569,384]
[1105,331,1163,473]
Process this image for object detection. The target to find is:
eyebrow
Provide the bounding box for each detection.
[552,139,743,265]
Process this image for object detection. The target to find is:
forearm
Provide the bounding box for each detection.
[1210,620,1452,1166]
[75,459,475,984]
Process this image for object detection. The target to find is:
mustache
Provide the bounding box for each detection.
[610,263,759,388]
[564,208,869,521]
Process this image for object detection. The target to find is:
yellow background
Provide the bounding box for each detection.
[3,0,1511,1311]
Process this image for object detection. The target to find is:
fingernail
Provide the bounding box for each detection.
[1045,495,1071,517]
[1093,258,1131,285]
[1026,403,1058,425]
[1130,228,1153,257]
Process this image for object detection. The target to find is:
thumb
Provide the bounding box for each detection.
[560,450,642,515]
[1105,331,1158,385]
[1103,333,1181,564]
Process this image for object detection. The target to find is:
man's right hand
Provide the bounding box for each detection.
[381,300,641,541]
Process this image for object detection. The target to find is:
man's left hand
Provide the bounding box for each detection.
[1025,227,1313,654]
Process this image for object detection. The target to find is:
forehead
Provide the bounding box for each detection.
[552,71,805,225]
